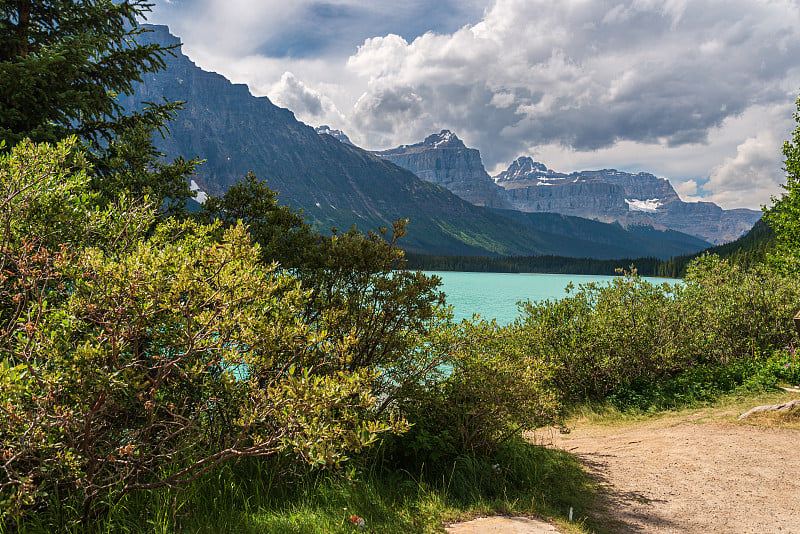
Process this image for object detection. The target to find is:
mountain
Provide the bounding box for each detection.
[120,25,711,259]
[494,157,761,245]
[373,131,510,208]
[374,127,760,246]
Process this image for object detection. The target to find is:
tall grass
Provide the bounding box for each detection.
[11,440,599,534]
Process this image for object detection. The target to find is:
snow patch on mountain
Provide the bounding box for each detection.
[434,130,455,147]
[190,180,208,204]
[625,198,662,212]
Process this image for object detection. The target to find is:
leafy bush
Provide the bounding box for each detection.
[682,255,800,363]
[518,273,694,401]
[0,140,399,526]
[763,94,800,274]
[385,319,561,465]
[516,260,800,407]
[199,174,456,426]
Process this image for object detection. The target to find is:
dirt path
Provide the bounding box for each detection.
[546,409,800,533]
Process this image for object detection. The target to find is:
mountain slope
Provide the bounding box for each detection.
[121,25,711,259]
[656,218,775,276]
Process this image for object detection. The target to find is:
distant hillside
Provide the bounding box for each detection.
[491,210,710,260]
[120,25,712,260]
[409,219,774,277]
[655,219,775,277]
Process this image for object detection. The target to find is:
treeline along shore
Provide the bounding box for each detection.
[404,252,666,276]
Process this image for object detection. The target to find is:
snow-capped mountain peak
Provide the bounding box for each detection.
[422,130,465,149]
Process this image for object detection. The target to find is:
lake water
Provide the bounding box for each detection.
[427,271,677,324]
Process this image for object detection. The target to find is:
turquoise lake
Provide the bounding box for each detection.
[427,271,677,324]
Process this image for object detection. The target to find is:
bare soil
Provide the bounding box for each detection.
[544,400,800,533]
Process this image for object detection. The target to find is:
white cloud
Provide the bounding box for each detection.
[674,179,701,201]
[346,0,800,166]
[705,131,785,209]
[268,72,345,124]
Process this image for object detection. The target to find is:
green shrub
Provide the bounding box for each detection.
[516,260,800,408]
[682,255,800,362]
[385,319,561,465]
[0,141,398,527]
[518,273,694,401]
[200,176,448,405]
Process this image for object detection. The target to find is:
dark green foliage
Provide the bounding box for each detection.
[404,252,665,276]
[1,0,170,147]
[87,117,197,213]
[0,1,199,212]
[198,172,316,267]
[199,175,449,402]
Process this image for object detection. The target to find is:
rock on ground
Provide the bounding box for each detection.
[445,516,560,534]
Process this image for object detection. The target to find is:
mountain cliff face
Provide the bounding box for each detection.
[494,157,761,245]
[374,131,510,208]
[119,25,712,259]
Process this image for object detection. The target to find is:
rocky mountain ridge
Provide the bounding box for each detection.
[493,156,760,245]
[374,130,510,208]
[315,125,353,145]
[374,132,760,245]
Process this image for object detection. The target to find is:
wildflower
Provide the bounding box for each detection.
[349,515,366,528]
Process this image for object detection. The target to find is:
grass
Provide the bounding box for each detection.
[739,407,800,429]
[13,439,600,534]
[167,442,601,534]
[17,387,799,534]
[555,389,800,428]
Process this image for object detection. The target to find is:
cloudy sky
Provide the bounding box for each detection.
[149,0,800,209]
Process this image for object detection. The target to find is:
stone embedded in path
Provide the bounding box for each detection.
[445,516,560,534]
[738,398,800,420]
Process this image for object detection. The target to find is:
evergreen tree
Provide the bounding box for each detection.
[2,0,167,145]
[0,0,197,210]
[764,95,800,272]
